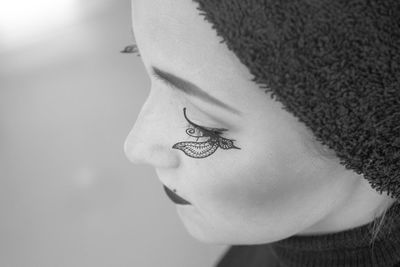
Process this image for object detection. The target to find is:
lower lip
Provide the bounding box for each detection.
[163,185,191,205]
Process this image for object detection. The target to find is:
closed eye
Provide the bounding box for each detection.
[182,107,228,137]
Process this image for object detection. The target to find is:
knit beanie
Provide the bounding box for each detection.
[190,0,400,201]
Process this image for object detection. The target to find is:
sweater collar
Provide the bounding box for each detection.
[269,201,400,267]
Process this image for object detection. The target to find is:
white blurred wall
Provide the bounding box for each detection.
[0,1,227,266]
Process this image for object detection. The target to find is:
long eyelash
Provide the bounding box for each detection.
[120,43,141,57]
[183,107,206,132]
[182,107,228,137]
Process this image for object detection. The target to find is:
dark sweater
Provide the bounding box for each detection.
[215,201,400,267]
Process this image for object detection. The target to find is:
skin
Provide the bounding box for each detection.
[124,0,396,245]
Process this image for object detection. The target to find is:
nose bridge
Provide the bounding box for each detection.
[124,91,179,168]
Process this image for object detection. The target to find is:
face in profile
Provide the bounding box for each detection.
[124,0,390,245]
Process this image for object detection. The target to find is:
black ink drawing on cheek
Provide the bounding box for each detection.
[172,107,241,159]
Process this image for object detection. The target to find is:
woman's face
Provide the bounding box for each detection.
[125,0,369,245]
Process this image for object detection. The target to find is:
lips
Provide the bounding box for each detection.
[163,185,191,205]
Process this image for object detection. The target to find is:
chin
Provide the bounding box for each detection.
[182,218,295,245]
[176,205,233,244]
[178,214,262,245]
[185,226,278,245]
[184,224,237,245]
[175,205,290,245]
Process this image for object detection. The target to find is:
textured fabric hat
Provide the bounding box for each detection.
[191,0,400,200]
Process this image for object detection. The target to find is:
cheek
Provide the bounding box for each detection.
[200,161,297,224]
[196,133,291,206]
[179,114,349,243]
[192,135,339,232]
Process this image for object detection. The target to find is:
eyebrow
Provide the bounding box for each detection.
[150,66,242,116]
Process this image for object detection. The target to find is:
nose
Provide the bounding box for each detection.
[123,94,180,169]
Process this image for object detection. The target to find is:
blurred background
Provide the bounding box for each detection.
[0,1,227,266]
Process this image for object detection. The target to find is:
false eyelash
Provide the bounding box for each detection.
[182,107,229,139]
[120,43,141,57]
[173,108,241,158]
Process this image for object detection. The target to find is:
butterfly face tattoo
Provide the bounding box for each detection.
[172,107,241,159]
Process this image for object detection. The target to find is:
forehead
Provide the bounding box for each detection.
[131,0,253,88]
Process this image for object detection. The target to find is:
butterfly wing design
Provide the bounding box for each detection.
[172,140,219,159]
[218,137,241,150]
